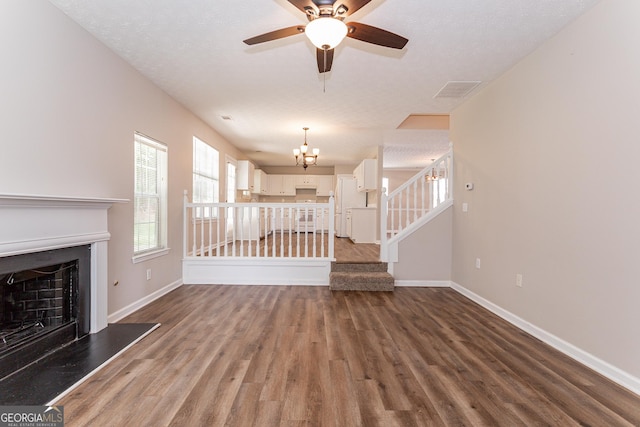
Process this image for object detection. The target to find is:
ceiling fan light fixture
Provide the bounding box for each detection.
[305,17,348,50]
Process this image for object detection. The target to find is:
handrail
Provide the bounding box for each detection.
[183,192,335,260]
[380,146,453,261]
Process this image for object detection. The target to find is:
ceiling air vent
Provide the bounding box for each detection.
[434,81,481,98]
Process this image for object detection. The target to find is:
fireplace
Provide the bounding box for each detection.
[0,193,123,380]
[0,246,91,379]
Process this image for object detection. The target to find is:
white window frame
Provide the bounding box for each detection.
[431,177,447,208]
[192,136,220,218]
[132,132,169,263]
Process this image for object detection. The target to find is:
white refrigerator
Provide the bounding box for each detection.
[334,175,367,237]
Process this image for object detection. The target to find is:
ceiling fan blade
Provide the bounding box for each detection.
[243,26,305,45]
[334,0,371,17]
[316,48,334,73]
[346,22,408,49]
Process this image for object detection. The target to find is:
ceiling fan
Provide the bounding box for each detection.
[243,0,408,73]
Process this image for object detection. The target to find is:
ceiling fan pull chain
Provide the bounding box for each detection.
[323,48,327,92]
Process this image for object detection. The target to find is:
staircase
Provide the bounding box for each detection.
[329,261,395,291]
[380,147,453,263]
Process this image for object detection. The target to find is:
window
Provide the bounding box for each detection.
[431,177,447,208]
[193,136,219,217]
[133,133,168,260]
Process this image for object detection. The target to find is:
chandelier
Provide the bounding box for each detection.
[425,159,440,181]
[293,127,319,170]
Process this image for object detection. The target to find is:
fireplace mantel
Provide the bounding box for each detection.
[0,193,127,333]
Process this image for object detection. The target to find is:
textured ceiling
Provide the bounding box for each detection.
[48,0,600,169]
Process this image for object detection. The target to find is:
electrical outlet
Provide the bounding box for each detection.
[462,202,468,212]
[475,258,481,269]
[516,274,523,288]
[146,269,151,281]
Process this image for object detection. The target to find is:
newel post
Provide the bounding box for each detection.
[380,187,388,262]
[328,191,335,259]
[183,190,188,259]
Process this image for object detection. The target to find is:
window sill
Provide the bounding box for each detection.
[132,247,171,264]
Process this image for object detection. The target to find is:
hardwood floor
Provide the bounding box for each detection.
[58,286,640,426]
[195,234,379,263]
[334,237,379,263]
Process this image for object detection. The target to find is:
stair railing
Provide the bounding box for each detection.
[380,146,453,262]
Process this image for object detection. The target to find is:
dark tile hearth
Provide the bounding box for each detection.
[0,323,159,405]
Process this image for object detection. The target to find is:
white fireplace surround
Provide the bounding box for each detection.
[0,193,126,334]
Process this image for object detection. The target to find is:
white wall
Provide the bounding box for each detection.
[0,2,243,316]
[451,0,640,382]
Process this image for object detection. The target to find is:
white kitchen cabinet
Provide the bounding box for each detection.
[295,175,316,188]
[268,175,296,196]
[315,175,334,196]
[253,169,268,194]
[353,159,377,192]
[237,160,255,192]
[346,207,376,243]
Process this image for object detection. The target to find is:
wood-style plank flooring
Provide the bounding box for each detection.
[196,234,379,263]
[58,286,640,426]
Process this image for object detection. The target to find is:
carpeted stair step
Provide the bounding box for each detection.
[329,271,395,292]
[331,261,388,273]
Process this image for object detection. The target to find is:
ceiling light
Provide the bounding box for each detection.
[305,17,348,50]
[425,159,440,181]
[293,127,319,170]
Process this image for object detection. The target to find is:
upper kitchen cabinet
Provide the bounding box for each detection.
[268,175,296,196]
[253,169,268,195]
[295,175,316,188]
[315,175,334,196]
[293,175,333,196]
[353,159,377,192]
[237,160,255,192]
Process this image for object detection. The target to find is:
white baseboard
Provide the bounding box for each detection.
[450,281,640,396]
[107,279,183,323]
[395,280,451,287]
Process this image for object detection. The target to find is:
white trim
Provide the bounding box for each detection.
[395,280,451,287]
[450,281,640,396]
[108,279,183,323]
[131,247,171,264]
[0,232,111,258]
[0,193,127,208]
[46,323,161,406]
